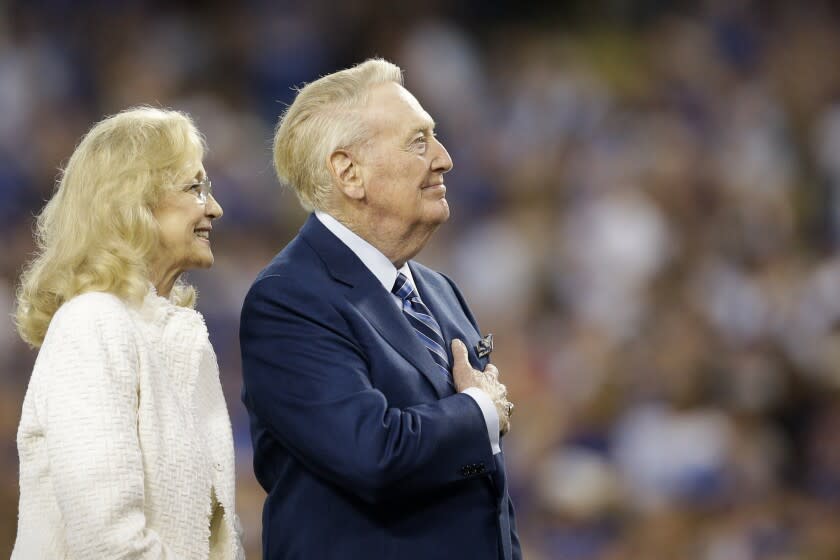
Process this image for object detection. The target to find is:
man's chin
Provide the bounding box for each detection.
[432,199,450,223]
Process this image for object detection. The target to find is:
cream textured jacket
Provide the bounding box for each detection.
[12,290,245,559]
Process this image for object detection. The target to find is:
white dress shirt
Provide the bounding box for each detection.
[315,211,501,454]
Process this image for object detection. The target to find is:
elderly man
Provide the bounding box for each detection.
[240,58,520,560]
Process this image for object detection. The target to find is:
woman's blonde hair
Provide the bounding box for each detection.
[273,58,403,212]
[16,106,205,347]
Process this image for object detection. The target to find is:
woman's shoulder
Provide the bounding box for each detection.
[54,291,130,321]
[38,292,139,368]
[47,292,134,339]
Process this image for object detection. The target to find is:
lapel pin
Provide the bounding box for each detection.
[475,333,494,359]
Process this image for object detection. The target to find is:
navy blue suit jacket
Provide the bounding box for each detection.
[240,215,521,559]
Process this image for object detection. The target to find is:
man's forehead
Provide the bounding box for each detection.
[397,86,437,128]
[393,84,424,113]
[366,82,435,129]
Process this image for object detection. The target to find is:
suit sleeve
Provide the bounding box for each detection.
[240,274,495,504]
[31,296,180,558]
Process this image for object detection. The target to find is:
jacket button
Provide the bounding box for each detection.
[214,462,223,472]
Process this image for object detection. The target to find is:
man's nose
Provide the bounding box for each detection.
[430,137,453,173]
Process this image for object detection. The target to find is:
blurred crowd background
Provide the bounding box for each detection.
[4,0,840,558]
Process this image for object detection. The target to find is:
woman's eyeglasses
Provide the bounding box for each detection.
[178,177,213,205]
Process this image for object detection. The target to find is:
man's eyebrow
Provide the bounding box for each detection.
[406,121,436,140]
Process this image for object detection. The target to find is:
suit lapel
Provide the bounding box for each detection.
[300,216,452,398]
[409,262,481,366]
[351,288,452,397]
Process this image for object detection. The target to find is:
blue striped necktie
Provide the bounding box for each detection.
[392,272,451,380]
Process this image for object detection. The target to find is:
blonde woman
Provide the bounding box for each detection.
[12,107,244,559]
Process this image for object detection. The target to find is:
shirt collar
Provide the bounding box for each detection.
[315,211,415,294]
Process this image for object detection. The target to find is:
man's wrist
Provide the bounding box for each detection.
[462,387,501,454]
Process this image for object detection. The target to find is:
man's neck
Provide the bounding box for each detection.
[324,210,431,268]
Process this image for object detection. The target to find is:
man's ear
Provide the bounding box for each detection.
[328,149,365,200]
